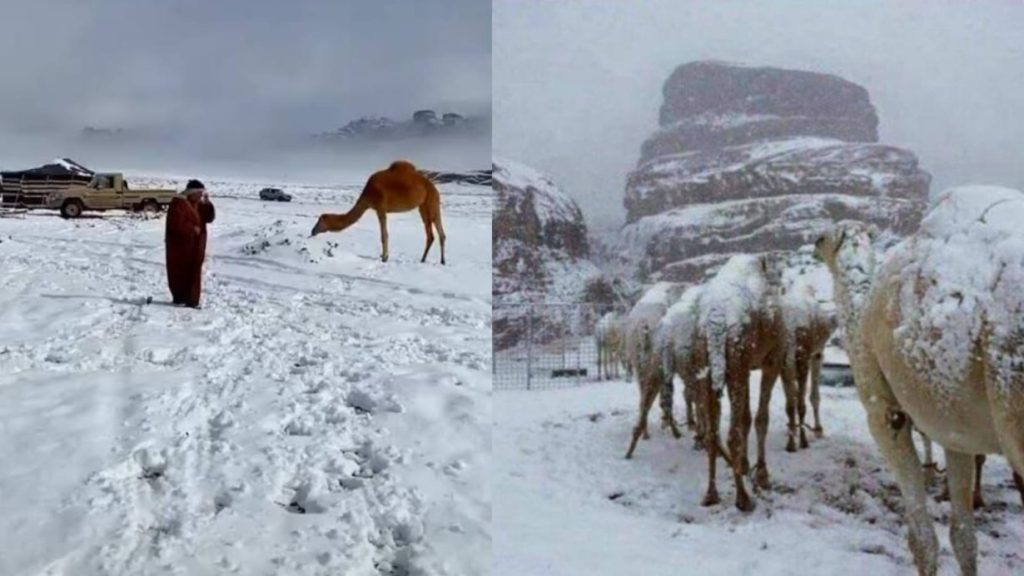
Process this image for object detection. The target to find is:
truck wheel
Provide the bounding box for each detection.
[140,199,160,214]
[61,200,84,219]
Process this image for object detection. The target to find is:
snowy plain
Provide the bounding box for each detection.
[494,377,1024,576]
[0,175,491,575]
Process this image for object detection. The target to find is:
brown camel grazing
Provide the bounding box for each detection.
[816,186,1024,576]
[310,160,446,264]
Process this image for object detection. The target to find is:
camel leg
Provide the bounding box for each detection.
[376,210,389,262]
[701,382,722,507]
[754,359,780,490]
[419,205,435,263]
[781,355,799,453]
[683,378,696,429]
[920,431,940,490]
[659,374,682,439]
[625,376,659,459]
[434,208,446,265]
[946,450,978,576]
[973,455,985,509]
[796,355,810,449]
[1014,472,1024,508]
[810,352,825,438]
[727,361,754,511]
[858,368,938,576]
[691,377,707,451]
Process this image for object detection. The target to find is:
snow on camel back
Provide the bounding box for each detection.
[882,185,1024,398]
[698,254,775,392]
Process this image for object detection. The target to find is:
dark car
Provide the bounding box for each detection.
[258,187,292,202]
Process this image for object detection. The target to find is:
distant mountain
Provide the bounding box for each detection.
[314,110,488,143]
[612,61,931,283]
[492,158,624,350]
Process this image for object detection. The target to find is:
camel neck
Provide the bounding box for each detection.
[830,248,875,348]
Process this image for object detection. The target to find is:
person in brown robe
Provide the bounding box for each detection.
[165,179,215,308]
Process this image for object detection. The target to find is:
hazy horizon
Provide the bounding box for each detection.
[0,0,491,178]
[494,0,1024,230]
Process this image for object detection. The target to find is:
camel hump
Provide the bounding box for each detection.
[388,160,417,172]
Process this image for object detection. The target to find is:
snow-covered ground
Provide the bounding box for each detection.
[0,176,491,575]
[494,378,1024,576]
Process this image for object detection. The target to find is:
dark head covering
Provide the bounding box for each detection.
[185,179,205,191]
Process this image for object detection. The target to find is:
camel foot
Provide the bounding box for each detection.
[701,488,720,507]
[799,434,809,450]
[642,430,651,440]
[785,437,797,453]
[693,437,706,452]
[973,493,985,510]
[664,420,682,439]
[735,491,756,512]
[812,426,824,439]
[754,463,771,491]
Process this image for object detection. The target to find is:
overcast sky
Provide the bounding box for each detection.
[494,0,1024,230]
[0,0,490,175]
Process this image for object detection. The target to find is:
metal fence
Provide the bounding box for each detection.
[493,302,629,390]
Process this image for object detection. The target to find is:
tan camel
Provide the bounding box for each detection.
[815,188,1024,576]
[622,282,686,456]
[310,160,446,264]
[627,285,705,460]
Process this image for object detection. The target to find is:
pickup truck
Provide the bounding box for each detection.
[47,173,178,218]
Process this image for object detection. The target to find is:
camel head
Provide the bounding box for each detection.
[813,221,877,268]
[310,215,328,237]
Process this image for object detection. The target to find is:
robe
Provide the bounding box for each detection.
[165,196,216,307]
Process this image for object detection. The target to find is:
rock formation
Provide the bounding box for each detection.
[617,61,931,283]
[493,158,620,349]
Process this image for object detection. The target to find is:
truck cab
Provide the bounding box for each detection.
[51,173,178,218]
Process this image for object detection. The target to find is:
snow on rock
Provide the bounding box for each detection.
[493,158,619,350]
[615,61,930,283]
[883,185,1024,400]
[0,175,492,575]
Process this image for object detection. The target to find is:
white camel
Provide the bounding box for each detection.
[815,186,1024,576]
[595,310,626,380]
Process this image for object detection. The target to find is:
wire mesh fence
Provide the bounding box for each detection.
[493,302,630,390]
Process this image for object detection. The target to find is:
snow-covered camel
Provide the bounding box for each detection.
[815,186,1024,576]
[596,310,627,380]
[622,282,686,457]
[777,283,837,451]
[695,254,784,511]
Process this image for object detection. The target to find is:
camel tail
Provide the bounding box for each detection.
[660,335,675,379]
[708,324,728,395]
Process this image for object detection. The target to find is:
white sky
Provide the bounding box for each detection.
[494,0,1024,230]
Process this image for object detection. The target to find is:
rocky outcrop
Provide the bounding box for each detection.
[314,110,488,142]
[493,158,618,349]
[618,61,931,283]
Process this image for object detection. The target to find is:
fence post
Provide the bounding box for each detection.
[526,304,533,391]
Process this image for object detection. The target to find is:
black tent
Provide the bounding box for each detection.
[1,158,95,207]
